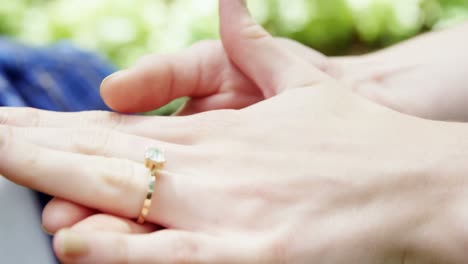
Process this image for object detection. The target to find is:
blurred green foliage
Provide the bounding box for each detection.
[1,0,467,67]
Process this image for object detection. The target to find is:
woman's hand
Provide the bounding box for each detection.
[2,0,468,263]
[41,13,468,237]
[99,20,468,122]
[99,36,329,115]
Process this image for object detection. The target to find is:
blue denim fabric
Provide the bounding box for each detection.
[0,38,115,111]
[0,37,117,204]
[0,39,117,263]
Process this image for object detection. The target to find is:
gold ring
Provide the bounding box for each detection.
[137,147,166,224]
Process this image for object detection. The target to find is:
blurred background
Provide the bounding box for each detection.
[1,0,468,68]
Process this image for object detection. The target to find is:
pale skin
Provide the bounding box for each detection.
[40,10,468,234]
[1,0,468,263]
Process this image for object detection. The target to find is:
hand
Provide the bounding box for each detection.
[100,20,468,122]
[2,0,468,263]
[41,16,468,238]
[99,37,329,115]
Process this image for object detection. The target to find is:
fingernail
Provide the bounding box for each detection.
[41,224,54,236]
[100,70,124,88]
[57,229,89,258]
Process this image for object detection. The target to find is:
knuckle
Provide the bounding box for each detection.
[99,159,141,196]
[0,127,41,186]
[241,20,270,40]
[27,107,42,127]
[227,179,280,204]
[190,110,242,138]
[70,128,112,156]
[23,143,42,169]
[1,107,40,126]
[78,111,122,129]
[169,235,201,264]
[19,145,42,186]
[0,110,8,125]
[110,112,123,130]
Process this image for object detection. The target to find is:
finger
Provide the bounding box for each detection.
[176,38,333,115]
[54,229,256,264]
[0,107,200,144]
[101,38,331,114]
[219,0,331,96]
[0,127,197,222]
[101,40,259,113]
[0,128,204,229]
[43,200,156,235]
[0,132,147,218]
[8,125,189,162]
[71,214,157,234]
[42,198,95,235]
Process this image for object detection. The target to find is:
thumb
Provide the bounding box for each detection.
[219,0,331,97]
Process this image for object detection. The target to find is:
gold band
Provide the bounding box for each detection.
[138,147,165,224]
[137,171,157,224]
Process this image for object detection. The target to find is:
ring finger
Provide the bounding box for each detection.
[0,128,203,229]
